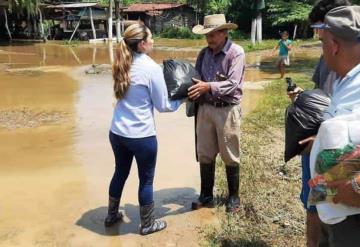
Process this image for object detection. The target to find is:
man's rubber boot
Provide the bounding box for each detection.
[104,196,123,227]
[191,163,215,210]
[139,202,167,235]
[225,165,240,213]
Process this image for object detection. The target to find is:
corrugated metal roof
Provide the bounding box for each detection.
[124,3,185,12]
[46,3,98,9]
[78,8,107,20]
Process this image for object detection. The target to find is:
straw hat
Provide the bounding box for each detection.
[192,14,238,35]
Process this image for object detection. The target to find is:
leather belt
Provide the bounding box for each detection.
[206,101,238,108]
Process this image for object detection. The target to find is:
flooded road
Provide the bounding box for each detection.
[0,40,321,246]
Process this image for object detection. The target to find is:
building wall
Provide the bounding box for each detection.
[151,7,196,33]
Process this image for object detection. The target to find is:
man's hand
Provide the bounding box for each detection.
[327,179,360,208]
[188,78,211,101]
[287,87,303,103]
[299,135,316,154]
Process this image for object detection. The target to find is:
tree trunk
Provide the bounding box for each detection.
[52,20,55,40]
[3,9,12,41]
[89,7,97,39]
[195,5,198,25]
[33,18,38,38]
[38,7,46,41]
[115,0,121,42]
[256,11,262,43]
[251,17,256,45]
[301,22,308,38]
[108,0,113,42]
[293,24,298,40]
[121,18,125,33]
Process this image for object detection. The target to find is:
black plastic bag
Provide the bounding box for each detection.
[285,89,330,162]
[163,59,200,100]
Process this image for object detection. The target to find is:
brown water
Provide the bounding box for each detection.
[0,40,321,246]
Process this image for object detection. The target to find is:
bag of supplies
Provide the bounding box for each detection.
[284,89,330,162]
[163,59,200,100]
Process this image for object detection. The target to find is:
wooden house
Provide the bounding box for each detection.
[123,3,196,34]
[44,3,139,41]
[44,3,109,40]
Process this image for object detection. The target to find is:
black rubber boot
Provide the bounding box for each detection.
[139,202,167,235]
[225,165,240,213]
[191,162,215,210]
[104,197,123,227]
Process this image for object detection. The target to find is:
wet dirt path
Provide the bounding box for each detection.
[0,41,321,246]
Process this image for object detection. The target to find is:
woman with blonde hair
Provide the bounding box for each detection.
[105,23,181,235]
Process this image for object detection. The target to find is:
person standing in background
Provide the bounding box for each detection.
[272,31,292,78]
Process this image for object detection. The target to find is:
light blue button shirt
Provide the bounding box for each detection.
[311,62,360,224]
[110,53,181,138]
[324,63,360,120]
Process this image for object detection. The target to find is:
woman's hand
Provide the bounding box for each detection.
[188,78,210,101]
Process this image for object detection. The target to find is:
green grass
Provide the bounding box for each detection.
[236,39,320,53]
[202,76,314,247]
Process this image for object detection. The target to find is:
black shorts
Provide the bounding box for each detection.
[320,214,360,247]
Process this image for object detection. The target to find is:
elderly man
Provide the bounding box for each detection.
[188,14,245,213]
[310,6,360,246]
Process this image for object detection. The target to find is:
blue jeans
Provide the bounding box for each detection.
[300,154,317,212]
[108,131,157,206]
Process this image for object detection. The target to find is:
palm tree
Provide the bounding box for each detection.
[9,0,45,39]
[9,0,39,17]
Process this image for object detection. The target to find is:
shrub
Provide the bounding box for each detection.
[229,29,247,40]
[160,26,202,40]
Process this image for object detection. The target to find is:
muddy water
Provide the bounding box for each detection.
[0,40,321,246]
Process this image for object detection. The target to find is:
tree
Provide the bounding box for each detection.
[267,0,312,39]
[9,0,39,18]
[206,0,230,14]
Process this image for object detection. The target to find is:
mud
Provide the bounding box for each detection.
[0,108,68,129]
[0,40,321,246]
